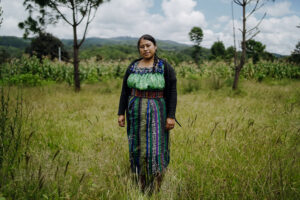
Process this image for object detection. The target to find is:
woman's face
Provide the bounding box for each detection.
[138,38,157,60]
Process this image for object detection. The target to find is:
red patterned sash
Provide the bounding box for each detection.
[131,88,164,98]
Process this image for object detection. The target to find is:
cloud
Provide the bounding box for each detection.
[219,0,231,4]
[85,0,207,43]
[258,1,293,17]
[218,13,300,55]
[0,0,26,37]
[162,0,196,17]
[0,0,299,55]
[45,0,207,43]
[257,15,300,55]
[218,16,230,23]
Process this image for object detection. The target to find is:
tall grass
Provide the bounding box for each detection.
[0,85,24,180]
[242,61,300,80]
[0,56,128,86]
[0,56,299,87]
[0,79,299,199]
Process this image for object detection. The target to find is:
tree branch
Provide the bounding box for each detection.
[246,0,265,19]
[246,12,266,36]
[232,0,238,66]
[78,3,93,47]
[76,2,90,26]
[233,0,243,6]
[247,30,260,41]
[88,6,98,24]
[75,1,78,22]
[246,0,259,18]
[49,1,73,26]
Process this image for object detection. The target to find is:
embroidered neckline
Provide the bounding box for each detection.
[130,59,164,74]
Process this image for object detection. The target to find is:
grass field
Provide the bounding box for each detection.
[1,78,300,199]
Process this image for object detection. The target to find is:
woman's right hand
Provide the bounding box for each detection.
[118,115,125,127]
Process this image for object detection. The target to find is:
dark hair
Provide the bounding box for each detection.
[137,34,159,72]
[137,34,156,49]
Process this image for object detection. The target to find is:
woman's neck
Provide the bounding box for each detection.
[139,57,154,68]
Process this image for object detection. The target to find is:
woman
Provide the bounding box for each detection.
[118,34,177,192]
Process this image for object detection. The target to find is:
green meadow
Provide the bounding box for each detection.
[1,72,299,199]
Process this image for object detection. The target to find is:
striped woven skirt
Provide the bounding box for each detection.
[127,94,170,177]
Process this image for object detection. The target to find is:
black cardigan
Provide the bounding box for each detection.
[118,58,177,119]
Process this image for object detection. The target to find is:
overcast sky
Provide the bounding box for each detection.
[0,0,299,55]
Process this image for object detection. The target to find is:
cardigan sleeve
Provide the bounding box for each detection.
[164,61,177,119]
[118,58,142,115]
[118,67,131,115]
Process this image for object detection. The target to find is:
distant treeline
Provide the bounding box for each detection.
[0,36,203,63]
[0,35,283,65]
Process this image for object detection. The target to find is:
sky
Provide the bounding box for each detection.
[0,0,299,55]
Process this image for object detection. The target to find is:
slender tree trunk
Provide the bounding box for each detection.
[233,1,246,90]
[193,46,201,67]
[233,64,241,89]
[73,44,80,91]
[71,1,80,92]
[73,25,80,92]
[231,1,238,67]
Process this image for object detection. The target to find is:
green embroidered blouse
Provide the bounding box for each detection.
[127,60,165,90]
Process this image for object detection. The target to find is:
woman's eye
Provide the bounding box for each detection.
[139,44,151,49]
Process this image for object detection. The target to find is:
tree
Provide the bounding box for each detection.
[261,51,275,62]
[0,1,5,64]
[245,39,265,64]
[226,46,236,59]
[0,0,3,27]
[189,26,203,65]
[289,41,300,64]
[232,0,274,90]
[290,24,300,64]
[211,41,226,60]
[26,32,69,61]
[19,0,108,91]
[293,42,300,55]
[0,49,9,64]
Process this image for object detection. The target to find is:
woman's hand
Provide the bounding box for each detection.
[165,118,175,130]
[118,115,125,127]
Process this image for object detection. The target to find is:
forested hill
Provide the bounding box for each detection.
[0,35,206,62]
[0,36,190,51]
[70,36,190,51]
[0,36,31,49]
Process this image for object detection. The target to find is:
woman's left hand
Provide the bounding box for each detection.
[166,118,175,130]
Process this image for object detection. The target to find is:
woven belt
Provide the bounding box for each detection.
[131,89,164,98]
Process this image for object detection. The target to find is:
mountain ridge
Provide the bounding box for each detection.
[0,35,285,57]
